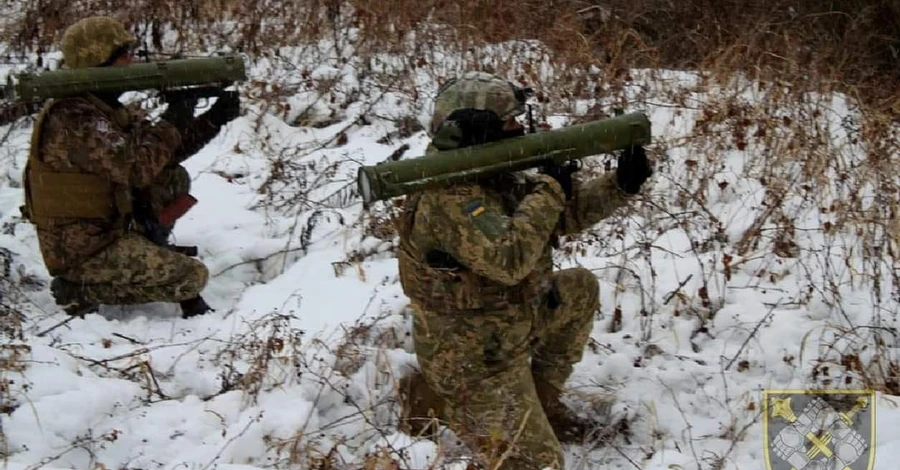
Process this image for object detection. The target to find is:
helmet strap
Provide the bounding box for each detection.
[98,43,133,67]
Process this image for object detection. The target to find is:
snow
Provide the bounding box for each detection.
[1,36,899,470]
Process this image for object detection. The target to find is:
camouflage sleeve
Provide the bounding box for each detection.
[558,172,633,234]
[45,100,182,188]
[414,175,565,286]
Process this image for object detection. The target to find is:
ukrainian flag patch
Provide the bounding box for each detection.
[464,200,486,217]
[461,199,507,240]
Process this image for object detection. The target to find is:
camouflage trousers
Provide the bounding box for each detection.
[412,267,600,470]
[58,164,208,305]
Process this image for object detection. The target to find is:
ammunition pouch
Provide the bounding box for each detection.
[396,194,551,312]
[22,169,133,226]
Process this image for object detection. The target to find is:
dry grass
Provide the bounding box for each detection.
[0,0,898,465]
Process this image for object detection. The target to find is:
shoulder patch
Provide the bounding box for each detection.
[461,198,508,240]
[464,199,486,217]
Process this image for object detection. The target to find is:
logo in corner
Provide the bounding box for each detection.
[763,389,875,470]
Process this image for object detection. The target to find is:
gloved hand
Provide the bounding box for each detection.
[200,91,241,127]
[160,94,198,129]
[170,91,241,163]
[616,144,653,194]
[539,160,580,201]
[530,173,567,206]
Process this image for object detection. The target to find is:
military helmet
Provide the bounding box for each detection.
[60,16,137,69]
[430,71,528,135]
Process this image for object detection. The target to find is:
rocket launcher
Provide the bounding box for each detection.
[357,111,652,206]
[2,54,247,104]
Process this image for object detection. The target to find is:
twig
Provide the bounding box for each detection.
[34,316,76,337]
[717,407,763,465]
[663,274,694,305]
[112,332,143,345]
[144,360,170,400]
[22,433,98,470]
[199,414,261,470]
[610,445,643,470]
[212,246,306,277]
[660,379,702,470]
[61,336,216,365]
[724,298,781,371]
[490,408,532,470]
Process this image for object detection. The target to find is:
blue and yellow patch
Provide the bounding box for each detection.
[464,200,486,217]
[461,198,507,240]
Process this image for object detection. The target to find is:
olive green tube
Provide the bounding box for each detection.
[7,54,247,103]
[357,111,651,206]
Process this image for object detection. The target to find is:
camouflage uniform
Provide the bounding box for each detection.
[20,16,232,316]
[397,72,643,470]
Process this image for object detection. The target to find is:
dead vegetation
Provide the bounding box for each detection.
[0,0,898,467]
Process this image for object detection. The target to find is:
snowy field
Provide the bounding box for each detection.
[1,39,899,470]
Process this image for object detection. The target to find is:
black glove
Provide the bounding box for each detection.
[201,91,241,127]
[539,160,580,201]
[616,144,653,194]
[172,92,241,162]
[160,94,198,129]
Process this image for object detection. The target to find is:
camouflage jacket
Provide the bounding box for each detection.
[397,167,633,312]
[25,94,182,276]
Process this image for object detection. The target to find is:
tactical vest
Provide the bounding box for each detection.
[395,193,553,312]
[21,95,134,230]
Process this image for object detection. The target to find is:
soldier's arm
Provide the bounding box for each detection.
[48,101,182,188]
[416,176,565,286]
[558,172,633,235]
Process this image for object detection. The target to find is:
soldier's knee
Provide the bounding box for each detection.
[190,259,209,288]
[179,258,209,297]
[154,164,191,195]
[172,164,191,194]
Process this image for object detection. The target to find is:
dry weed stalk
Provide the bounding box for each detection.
[0,1,898,466]
[214,312,306,405]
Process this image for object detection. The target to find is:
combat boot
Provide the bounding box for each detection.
[50,278,99,318]
[179,295,213,318]
[398,370,446,437]
[533,375,593,443]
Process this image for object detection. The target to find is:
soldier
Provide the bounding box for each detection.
[396,71,652,469]
[20,16,240,318]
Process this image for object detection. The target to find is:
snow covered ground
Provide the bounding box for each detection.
[1,39,899,470]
